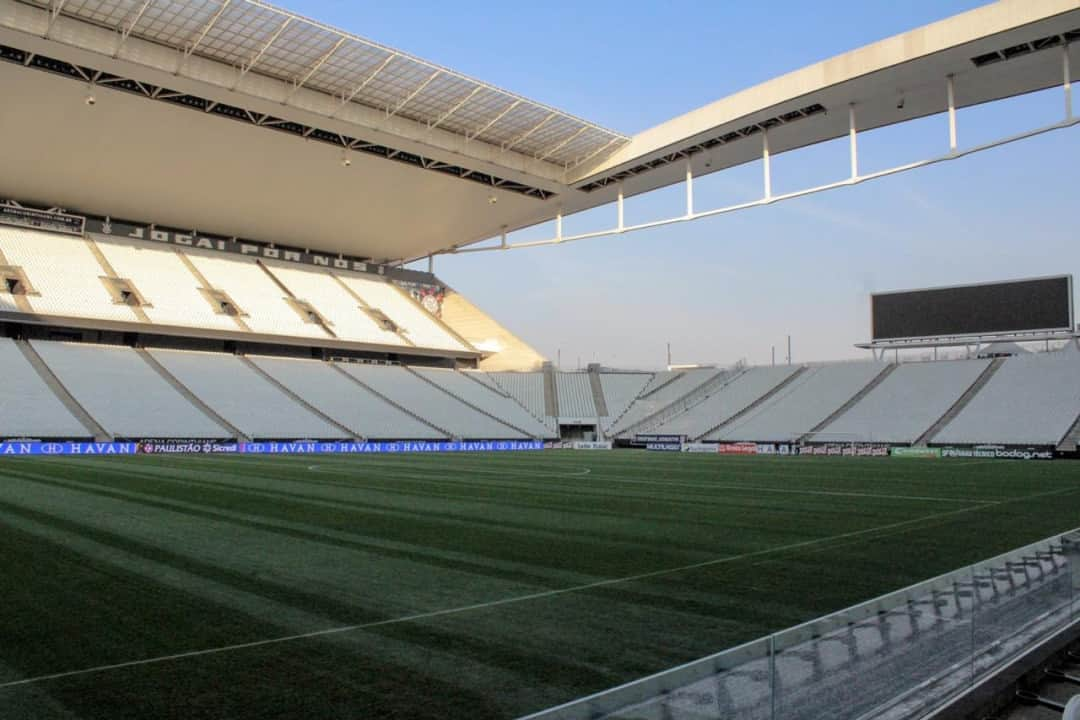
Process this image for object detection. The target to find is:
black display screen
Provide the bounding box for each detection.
[872,276,1073,340]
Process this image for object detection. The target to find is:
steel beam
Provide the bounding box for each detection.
[468,99,521,142]
[330,53,397,118]
[283,36,347,105]
[233,17,292,88]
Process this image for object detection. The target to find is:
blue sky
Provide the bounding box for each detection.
[291,1,1078,369]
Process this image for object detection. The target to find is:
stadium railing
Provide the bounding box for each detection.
[519,528,1080,720]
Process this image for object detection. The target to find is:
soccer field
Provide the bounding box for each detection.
[1,451,1078,719]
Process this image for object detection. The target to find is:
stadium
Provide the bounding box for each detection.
[0,1,1078,719]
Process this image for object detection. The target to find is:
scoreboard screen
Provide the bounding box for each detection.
[871,276,1073,341]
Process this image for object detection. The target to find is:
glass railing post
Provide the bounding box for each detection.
[769,633,777,720]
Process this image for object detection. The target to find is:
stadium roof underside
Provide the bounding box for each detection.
[0,0,1077,263]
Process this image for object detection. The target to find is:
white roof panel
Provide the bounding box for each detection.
[21,0,629,167]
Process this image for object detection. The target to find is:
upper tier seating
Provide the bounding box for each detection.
[261,264,405,347]
[0,338,87,439]
[185,251,328,339]
[649,366,800,440]
[817,358,991,443]
[31,341,230,439]
[555,372,597,419]
[0,227,138,322]
[411,368,551,437]
[0,227,467,354]
[337,277,466,352]
[150,348,345,439]
[598,373,654,430]
[338,363,526,439]
[933,347,1080,446]
[248,356,441,439]
[713,362,884,442]
[93,236,238,330]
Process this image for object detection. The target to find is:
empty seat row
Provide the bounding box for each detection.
[0,227,468,353]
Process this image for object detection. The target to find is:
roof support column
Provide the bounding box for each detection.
[947,74,958,152]
[685,159,694,217]
[616,184,625,232]
[1065,44,1073,121]
[427,255,434,273]
[762,129,772,200]
[555,211,563,242]
[848,104,859,180]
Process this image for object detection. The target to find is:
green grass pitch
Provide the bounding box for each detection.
[0,451,1078,719]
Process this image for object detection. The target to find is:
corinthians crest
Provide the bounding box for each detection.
[411,285,446,318]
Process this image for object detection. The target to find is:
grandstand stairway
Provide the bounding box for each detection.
[174,251,251,331]
[257,261,338,339]
[330,275,414,347]
[329,363,452,438]
[1057,412,1080,453]
[800,363,897,443]
[84,237,153,324]
[915,357,1006,447]
[542,363,559,418]
[694,366,809,441]
[619,367,732,438]
[598,375,649,432]
[587,366,609,418]
[638,371,683,400]
[17,339,110,441]
[404,367,538,438]
[136,348,250,442]
[240,356,360,440]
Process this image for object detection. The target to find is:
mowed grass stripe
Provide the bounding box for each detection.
[17,457,943,560]
[145,451,1073,503]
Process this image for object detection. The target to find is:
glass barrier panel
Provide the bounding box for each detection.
[773,569,975,720]
[600,637,774,720]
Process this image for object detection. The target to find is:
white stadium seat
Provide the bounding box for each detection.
[609,368,718,436]
[0,337,87,439]
[185,251,329,339]
[488,372,547,419]
[337,276,466,352]
[555,372,596,419]
[598,373,653,429]
[93,236,240,331]
[818,358,991,444]
[338,363,526,439]
[713,362,884,442]
[653,366,799,440]
[149,348,345,439]
[249,356,442,440]
[412,368,550,437]
[263,264,406,347]
[31,340,230,439]
[933,347,1080,446]
[0,227,139,322]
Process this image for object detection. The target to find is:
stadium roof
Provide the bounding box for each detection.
[18,0,629,170]
[0,0,1077,263]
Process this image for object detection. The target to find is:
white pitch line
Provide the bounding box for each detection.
[0,497,1004,691]
[672,483,997,505]
[526,474,998,505]
[305,463,592,478]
